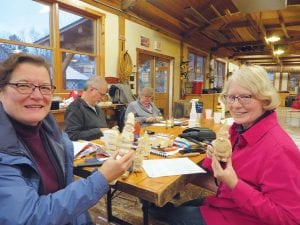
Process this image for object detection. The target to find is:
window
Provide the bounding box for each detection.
[289,73,300,92]
[0,0,102,91]
[0,0,51,62]
[188,51,205,81]
[267,71,275,83]
[58,9,96,90]
[213,60,225,88]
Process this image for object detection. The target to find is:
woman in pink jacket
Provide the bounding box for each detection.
[151,65,300,225]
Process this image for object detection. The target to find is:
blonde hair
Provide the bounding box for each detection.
[220,65,280,110]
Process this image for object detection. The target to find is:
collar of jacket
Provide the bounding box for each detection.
[0,102,62,157]
[231,111,278,148]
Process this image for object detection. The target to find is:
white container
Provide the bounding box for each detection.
[214,112,222,124]
[189,99,199,127]
[205,109,212,119]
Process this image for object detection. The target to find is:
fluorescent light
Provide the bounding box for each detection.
[266,36,280,43]
[274,49,284,55]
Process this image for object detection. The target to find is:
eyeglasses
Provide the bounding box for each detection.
[7,82,56,95]
[92,87,107,97]
[142,95,153,99]
[224,95,252,105]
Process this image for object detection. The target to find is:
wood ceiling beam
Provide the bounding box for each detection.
[216,40,264,48]
[245,14,260,40]
[234,54,274,58]
[280,55,300,59]
[281,62,300,66]
[266,21,300,29]
[221,20,250,29]
[136,0,184,30]
[242,59,278,63]
[233,51,272,56]
[183,6,229,43]
[252,62,278,65]
[121,0,137,11]
[185,6,210,24]
[183,17,201,27]
[235,56,274,60]
[210,4,227,23]
[277,10,290,38]
[254,12,282,65]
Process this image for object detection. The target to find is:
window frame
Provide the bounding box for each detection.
[213,59,225,88]
[0,0,105,93]
[187,48,206,82]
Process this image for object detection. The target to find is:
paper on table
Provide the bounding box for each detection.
[73,141,91,157]
[152,120,188,127]
[142,158,206,178]
[151,123,168,127]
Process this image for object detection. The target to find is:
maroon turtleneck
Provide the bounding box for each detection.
[12,119,60,194]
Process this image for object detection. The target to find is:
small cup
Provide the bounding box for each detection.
[205,109,212,119]
[214,112,222,124]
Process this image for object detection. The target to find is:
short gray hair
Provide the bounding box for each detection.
[83,76,107,90]
[220,65,280,110]
[140,87,154,96]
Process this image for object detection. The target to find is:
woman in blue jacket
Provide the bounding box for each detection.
[0,53,134,225]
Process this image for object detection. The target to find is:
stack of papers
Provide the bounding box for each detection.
[152,119,188,127]
[142,158,206,178]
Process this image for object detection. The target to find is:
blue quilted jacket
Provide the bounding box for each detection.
[0,103,109,225]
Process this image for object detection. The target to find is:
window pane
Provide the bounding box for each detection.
[59,9,94,53]
[0,43,52,73]
[62,53,95,90]
[289,73,300,92]
[138,54,152,93]
[188,53,195,81]
[196,56,204,80]
[214,60,225,88]
[267,72,274,81]
[155,59,169,93]
[188,52,205,82]
[0,0,50,45]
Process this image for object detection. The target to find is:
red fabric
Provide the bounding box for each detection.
[13,121,60,194]
[69,90,82,99]
[200,112,300,225]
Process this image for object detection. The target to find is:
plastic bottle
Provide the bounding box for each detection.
[196,101,203,124]
[218,97,226,119]
[188,99,199,127]
[134,122,141,141]
[171,116,174,128]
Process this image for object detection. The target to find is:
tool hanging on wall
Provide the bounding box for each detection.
[119,50,133,84]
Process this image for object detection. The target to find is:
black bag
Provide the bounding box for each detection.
[115,105,126,132]
[179,127,216,144]
[108,84,135,104]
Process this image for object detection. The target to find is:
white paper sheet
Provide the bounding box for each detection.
[73,141,91,157]
[142,158,206,178]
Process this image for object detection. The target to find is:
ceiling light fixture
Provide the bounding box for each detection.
[274,44,287,55]
[266,36,281,43]
[274,49,284,55]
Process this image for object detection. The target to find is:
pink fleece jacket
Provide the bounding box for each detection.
[200,112,300,225]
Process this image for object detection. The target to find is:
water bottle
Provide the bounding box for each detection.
[196,101,203,122]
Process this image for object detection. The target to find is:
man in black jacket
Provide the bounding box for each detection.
[64,76,108,141]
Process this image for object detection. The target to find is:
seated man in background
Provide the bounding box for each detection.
[64,76,108,141]
[125,86,163,126]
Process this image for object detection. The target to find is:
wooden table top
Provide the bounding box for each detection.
[74,118,225,206]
